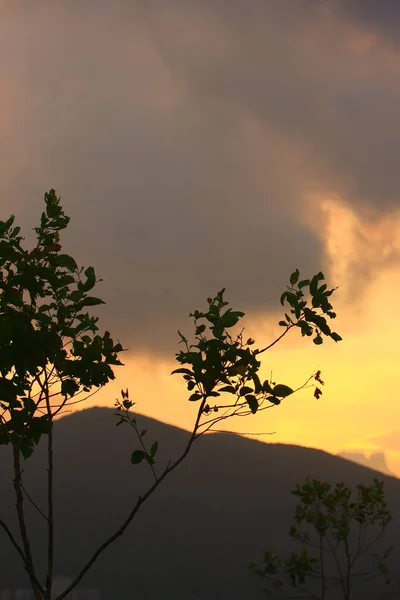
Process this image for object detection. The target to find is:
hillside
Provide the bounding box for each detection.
[0,407,399,599]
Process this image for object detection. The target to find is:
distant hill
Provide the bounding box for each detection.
[338,451,396,477]
[0,407,399,599]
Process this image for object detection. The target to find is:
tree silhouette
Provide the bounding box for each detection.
[0,190,342,599]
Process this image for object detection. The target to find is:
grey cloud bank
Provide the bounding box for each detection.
[1,0,399,353]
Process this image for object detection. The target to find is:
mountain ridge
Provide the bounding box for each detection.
[0,407,399,599]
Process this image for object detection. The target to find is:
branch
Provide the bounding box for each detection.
[0,518,28,566]
[257,321,299,356]
[319,533,326,600]
[121,407,158,483]
[44,368,55,598]
[211,430,276,436]
[12,444,45,598]
[51,386,102,414]
[55,398,207,600]
[20,482,48,522]
[324,535,347,599]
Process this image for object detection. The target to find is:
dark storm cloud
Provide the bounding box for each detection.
[1,1,399,353]
[139,0,400,210]
[332,0,400,48]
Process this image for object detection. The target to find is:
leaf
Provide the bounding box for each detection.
[311,295,322,309]
[61,379,80,398]
[314,370,324,385]
[221,310,245,328]
[298,279,310,289]
[285,292,298,307]
[68,291,84,305]
[20,439,34,460]
[212,322,225,338]
[311,314,331,336]
[290,269,300,286]
[58,274,75,287]
[150,440,159,456]
[267,396,281,406]
[79,296,105,307]
[195,324,206,335]
[218,385,236,394]
[0,240,19,261]
[10,226,21,239]
[0,215,15,237]
[188,393,203,402]
[52,254,78,271]
[278,321,287,327]
[245,394,258,414]
[81,266,96,291]
[131,450,146,465]
[313,335,323,345]
[262,380,273,394]
[230,363,247,376]
[171,368,193,376]
[239,386,254,397]
[330,332,342,342]
[252,374,262,394]
[309,275,319,296]
[217,301,229,309]
[272,384,293,398]
[297,321,313,337]
[45,190,62,218]
[28,416,50,444]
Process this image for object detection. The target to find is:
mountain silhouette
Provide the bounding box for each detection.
[0,407,399,599]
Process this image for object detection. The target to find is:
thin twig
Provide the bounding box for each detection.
[55,398,207,600]
[44,368,55,598]
[20,482,48,522]
[257,323,296,356]
[12,445,45,598]
[0,518,28,565]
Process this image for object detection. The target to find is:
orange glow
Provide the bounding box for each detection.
[83,196,400,478]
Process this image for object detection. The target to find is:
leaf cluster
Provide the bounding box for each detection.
[171,270,341,430]
[0,190,125,457]
[172,289,296,419]
[114,389,159,469]
[292,478,391,538]
[250,478,393,598]
[280,269,342,345]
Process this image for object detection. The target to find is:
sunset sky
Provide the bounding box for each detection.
[1,1,400,475]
